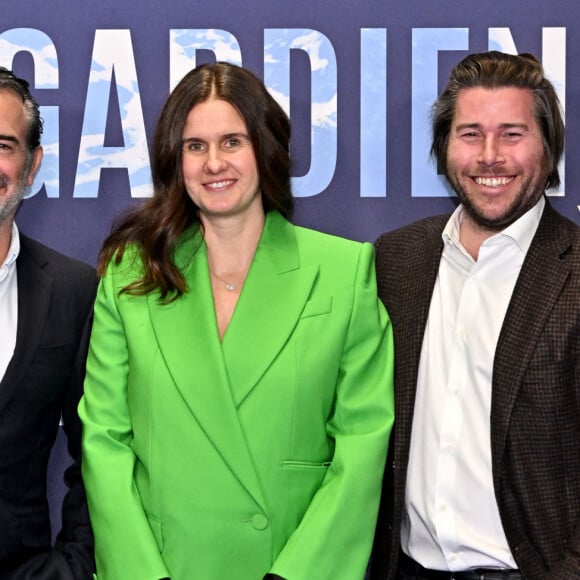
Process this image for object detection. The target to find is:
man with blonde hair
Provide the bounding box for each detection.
[371,51,579,580]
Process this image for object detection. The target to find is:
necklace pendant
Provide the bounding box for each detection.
[225,283,237,292]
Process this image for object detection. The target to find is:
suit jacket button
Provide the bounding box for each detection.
[252,514,269,530]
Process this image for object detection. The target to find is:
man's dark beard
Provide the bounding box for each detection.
[449,174,545,232]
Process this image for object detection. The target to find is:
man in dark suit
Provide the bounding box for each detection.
[371,51,579,580]
[0,68,96,577]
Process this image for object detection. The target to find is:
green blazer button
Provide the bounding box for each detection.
[251,514,269,530]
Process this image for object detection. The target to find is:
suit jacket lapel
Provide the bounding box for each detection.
[222,212,318,406]
[147,228,265,505]
[491,203,576,472]
[0,238,52,411]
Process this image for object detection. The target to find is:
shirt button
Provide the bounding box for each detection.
[251,514,269,530]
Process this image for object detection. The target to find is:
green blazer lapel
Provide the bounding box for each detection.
[147,228,266,505]
[222,212,318,407]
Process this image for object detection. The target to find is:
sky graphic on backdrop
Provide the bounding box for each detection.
[0,27,567,202]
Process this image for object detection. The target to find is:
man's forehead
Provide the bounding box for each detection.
[0,89,29,141]
[455,86,534,106]
[0,87,27,116]
[453,86,536,123]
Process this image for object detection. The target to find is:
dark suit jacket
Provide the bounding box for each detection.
[0,233,97,579]
[370,202,580,580]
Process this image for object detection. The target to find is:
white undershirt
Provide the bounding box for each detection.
[0,222,20,381]
[401,197,544,571]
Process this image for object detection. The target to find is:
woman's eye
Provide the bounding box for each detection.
[183,141,205,153]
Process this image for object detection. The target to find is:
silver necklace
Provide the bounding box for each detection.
[209,268,239,292]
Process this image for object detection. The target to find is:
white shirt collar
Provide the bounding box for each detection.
[443,196,545,256]
[0,222,20,285]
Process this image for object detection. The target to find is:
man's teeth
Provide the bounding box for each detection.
[475,176,513,187]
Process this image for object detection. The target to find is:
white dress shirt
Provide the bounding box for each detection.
[0,222,19,381]
[401,197,545,571]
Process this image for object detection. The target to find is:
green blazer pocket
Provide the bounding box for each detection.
[300,297,332,319]
[282,460,331,471]
[281,461,331,510]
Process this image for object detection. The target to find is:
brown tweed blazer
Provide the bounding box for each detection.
[369,201,580,580]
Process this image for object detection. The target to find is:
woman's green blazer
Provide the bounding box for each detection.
[79,211,395,580]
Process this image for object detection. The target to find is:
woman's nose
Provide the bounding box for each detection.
[204,145,227,173]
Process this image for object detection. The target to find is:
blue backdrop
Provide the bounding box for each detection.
[2,0,578,536]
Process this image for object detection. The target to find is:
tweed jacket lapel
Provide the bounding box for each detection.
[0,237,52,411]
[490,203,577,477]
[222,211,318,407]
[374,213,449,574]
[146,227,265,506]
[389,217,447,489]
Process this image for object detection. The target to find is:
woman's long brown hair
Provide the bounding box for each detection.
[98,62,294,302]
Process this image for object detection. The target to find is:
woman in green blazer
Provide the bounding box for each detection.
[79,62,394,580]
